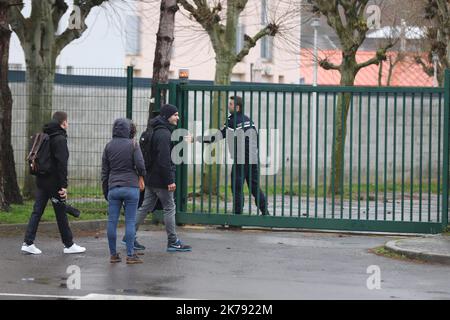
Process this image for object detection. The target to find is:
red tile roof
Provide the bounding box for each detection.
[300,50,433,87]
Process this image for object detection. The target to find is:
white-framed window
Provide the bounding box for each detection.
[125,15,141,55]
[261,36,273,61]
[236,24,246,54]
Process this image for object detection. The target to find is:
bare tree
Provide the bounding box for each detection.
[0,0,22,211]
[8,0,110,198]
[309,0,393,195]
[148,0,178,126]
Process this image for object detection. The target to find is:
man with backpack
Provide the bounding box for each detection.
[21,112,86,255]
[125,104,191,252]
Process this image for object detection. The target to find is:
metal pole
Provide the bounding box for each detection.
[126,66,134,119]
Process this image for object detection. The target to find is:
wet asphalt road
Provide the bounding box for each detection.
[1,226,449,300]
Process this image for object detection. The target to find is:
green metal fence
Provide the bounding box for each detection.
[151,73,450,234]
[9,66,450,233]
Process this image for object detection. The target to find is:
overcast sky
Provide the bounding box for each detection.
[9,1,134,69]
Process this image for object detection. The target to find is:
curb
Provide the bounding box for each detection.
[384,239,450,265]
[0,219,109,235]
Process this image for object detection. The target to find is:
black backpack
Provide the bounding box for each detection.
[139,127,155,170]
[27,133,52,176]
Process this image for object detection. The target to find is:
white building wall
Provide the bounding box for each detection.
[125,0,301,83]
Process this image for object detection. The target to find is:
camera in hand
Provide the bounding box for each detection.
[50,197,81,218]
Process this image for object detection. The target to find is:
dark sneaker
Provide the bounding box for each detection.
[121,237,146,250]
[134,239,146,251]
[261,210,270,216]
[228,225,242,230]
[126,254,143,264]
[167,239,192,252]
[110,253,121,263]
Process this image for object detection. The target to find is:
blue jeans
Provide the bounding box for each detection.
[107,187,139,257]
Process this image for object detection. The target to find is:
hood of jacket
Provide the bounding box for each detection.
[43,120,67,137]
[150,115,175,132]
[112,118,132,138]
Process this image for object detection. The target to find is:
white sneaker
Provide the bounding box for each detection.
[63,243,86,254]
[21,243,42,255]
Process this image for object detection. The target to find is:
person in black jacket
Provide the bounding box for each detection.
[132,104,191,252]
[102,118,146,264]
[21,112,86,255]
[189,96,269,216]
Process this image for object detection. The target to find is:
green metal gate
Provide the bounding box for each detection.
[151,72,450,234]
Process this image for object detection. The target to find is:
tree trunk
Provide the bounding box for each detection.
[201,57,234,194]
[22,62,56,199]
[328,54,356,196]
[0,0,21,209]
[148,0,178,127]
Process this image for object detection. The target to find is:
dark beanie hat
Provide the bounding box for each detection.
[160,104,178,120]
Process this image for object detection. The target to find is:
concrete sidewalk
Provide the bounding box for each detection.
[385,235,450,265]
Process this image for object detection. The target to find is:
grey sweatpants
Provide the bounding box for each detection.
[135,186,177,245]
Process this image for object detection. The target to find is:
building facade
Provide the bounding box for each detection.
[124,0,301,84]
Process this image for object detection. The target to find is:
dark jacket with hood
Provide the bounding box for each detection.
[146,115,176,189]
[197,111,259,163]
[101,118,146,198]
[36,120,69,192]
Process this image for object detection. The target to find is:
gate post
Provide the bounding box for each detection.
[442,70,450,229]
[126,66,133,119]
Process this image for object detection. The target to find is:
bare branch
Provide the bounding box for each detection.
[235,23,278,63]
[8,1,27,43]
[319,58,341,70]
[52,0,69,29]
[55,0,109,54]
[356,43,394,71]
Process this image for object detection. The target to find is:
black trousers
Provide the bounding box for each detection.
[231,163,268,215]
[24,187,74,248]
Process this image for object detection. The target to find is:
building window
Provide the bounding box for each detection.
[236,24,246,55]
[261,0,268,24]
[261,36,273,61]
[125,15,141,55]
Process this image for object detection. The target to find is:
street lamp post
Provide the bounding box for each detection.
[311,17,321,87]
[432,53,439,87]
[311,17,320,185]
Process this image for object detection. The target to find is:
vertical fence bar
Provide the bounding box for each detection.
[349,93,353,220]
[442,70,450,229]
[410,93,415,221]
[249,91,254,215]
[273,92,278,217]
[298,92,303,217]
[419,92,424,222]
[265,91,270,216]
[315,91,319,218]
[217,90,222,215]
[332,93,337,219]
[324,92,328,218]
[401,93,406,221]
[384,93,388,221]
[225,91,229,215]
[428,93,433,222]
[437,93,442,223]
[257,91,262,215]
[201,90,205,213]
[366,92,371,220]
[290,92,294,217]
[375,92,380,221]
[340,93,345,220]
[393,93,398,221]
[307,92,312,217]
[126,66,133,119]
[282,92,286,217]
[358,92,362,220]
[193,91,197,212]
